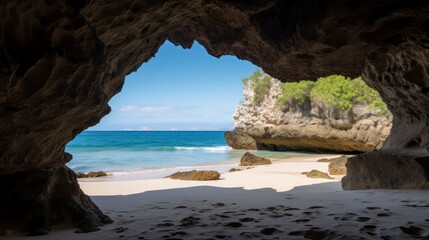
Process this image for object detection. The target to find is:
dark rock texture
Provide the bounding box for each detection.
[240,152,272,166]
[0,166,112,235]
[342,150,429,190]
[1,0,429,234]
[166,170,221,181]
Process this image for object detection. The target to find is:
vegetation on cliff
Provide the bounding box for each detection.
[243,71,388,114]
[279,75,388,114]
[242,70,271,102]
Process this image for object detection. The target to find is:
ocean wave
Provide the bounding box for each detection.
[174,146,232,152]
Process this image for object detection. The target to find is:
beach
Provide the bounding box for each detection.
[7,154,429,239]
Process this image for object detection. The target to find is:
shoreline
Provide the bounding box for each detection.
[77,153,338,182]
[79,154,342,196]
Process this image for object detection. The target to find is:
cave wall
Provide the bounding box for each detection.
[1,0,429,234]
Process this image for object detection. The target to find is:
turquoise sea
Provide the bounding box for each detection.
[66,131,307,176]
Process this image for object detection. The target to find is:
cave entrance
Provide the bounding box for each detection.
[66,40,265,179]
[65,40,391,185]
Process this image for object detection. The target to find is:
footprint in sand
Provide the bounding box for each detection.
[113,227,128,233]
[212,203,225,207]
[288,228,332,239]
[171,231,187,236]
[223,222,242,228]
[293,219,310,223]
[361,224,377,236]
[307,206,326,210]
[174,205,187,209]
[180,216,200,226]
[156,222,175,227]
[377,212,392,217]
[248,208,260,211]
[303,228,331,239]
[302,211,315,216]
[356,216,371,222]
[366,206,381,210]
[284,207,300,211]
[214,234,231,239]
[266,206,277,211]
[268,213,285,218]
[239,232,260,238]
[400,225,424,236]
[222,211,236,214]
[260,227,280,235]
[288,230,304,236]
[239,217,255,222]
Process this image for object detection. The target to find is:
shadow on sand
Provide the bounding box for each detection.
[23,181,426,239]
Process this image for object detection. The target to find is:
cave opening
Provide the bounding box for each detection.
[65,40,264,178]
[2,0,429,237]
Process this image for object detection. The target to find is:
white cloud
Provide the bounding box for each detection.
[116,105,174,113]
[140,126,152,131]
[170,128,178,131]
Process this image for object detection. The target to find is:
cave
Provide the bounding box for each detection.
[1,0,429,235]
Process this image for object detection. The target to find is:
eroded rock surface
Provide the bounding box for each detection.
[224,131,257,150]
[76,171,109,178]
[0,166,112,235]
[328,156,348,175]
[166,170,221,181]
[228,76,392,152]
[240,152,272,166]
[303,170,333,179]
[1,0,429,234]
[342,150,429,190]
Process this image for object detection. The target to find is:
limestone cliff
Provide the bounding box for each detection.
[226,74,392,152]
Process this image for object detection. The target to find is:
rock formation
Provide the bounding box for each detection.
[303,170,333,179]
[342,150,429,189]
[224,131,257,150]
[1,0,429,234]
[76,171,109,178]
[226,75,392,153]
[166,170,221,181]
[328,156,348,175]
[239,152,272,166]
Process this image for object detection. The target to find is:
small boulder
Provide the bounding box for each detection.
[229,168,242,172]
[317,158,335,163]
[166,170,220,181]
[239,152,271,166]
[303,170,333,179]
[76,171,108,178]
[328,156,348,175]
[316,155,346,163]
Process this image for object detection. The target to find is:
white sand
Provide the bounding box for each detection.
[6,154,429,239]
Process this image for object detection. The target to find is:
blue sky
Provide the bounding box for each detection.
[90,41,259,131]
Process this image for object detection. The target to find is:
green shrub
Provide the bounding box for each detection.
[310,75,358,111]
[253,76,271,102]
[277,81,315,105]
[242,70,271,102]
[275,74,388,114]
